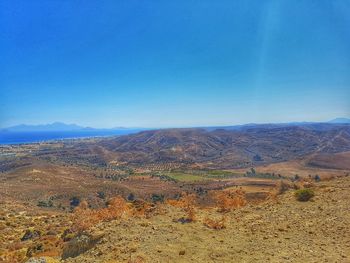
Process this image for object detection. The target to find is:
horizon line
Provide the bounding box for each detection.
[2,117,350,130]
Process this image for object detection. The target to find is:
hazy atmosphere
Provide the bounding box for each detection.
[1,1,350,263]
[1,0,349,128]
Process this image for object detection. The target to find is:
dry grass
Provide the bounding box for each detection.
[71,197,130,233]
[131,199,165,218]
[213,189,247,213]
[203,216,227,230]
[167,192,197,222]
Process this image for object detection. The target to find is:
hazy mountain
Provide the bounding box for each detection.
[1,122,149,133]
[0,122,149,144]
[328,118,350,124]
[2,122,90,132]
[3,118,350,133]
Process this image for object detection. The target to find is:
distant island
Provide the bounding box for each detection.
[0,123,146,144]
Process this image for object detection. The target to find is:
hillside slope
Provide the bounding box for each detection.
[93,124,350,168]
[64,176,350,263]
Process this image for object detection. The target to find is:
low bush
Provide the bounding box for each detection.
[167,192,197,222]
[70,196,81,207]
[203,216,226,230]
[295,189,314,202]
[151,193,164,203]
[37,200,53,207]
[71,197,130,233]
[213,190,246,213]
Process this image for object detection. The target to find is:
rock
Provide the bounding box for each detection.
[179,250,186,255]
[26,243,43,257]
[21,229,41,241]
[46,230,57,236]
[177,217,193,224]
[25,257,59,263]
[62,232,104,259]
[26,258,46,263]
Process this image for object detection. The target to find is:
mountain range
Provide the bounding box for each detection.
[2,118,350,132]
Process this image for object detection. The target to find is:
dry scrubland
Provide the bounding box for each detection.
[1,125,350,262]
[1,175,350,263]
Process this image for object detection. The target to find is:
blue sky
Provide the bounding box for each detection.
[1,0,349,128]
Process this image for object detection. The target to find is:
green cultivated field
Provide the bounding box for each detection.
[164,172,212,182]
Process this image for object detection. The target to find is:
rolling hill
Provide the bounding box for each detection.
[87,123,350,169]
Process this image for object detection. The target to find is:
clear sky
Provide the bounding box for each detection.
[1,0,349,128]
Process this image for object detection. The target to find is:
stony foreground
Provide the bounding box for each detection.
[1,176,350,263]
[63,177,350,263]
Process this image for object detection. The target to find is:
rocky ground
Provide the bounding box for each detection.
[64,177,350,263]
[1,176,350,263]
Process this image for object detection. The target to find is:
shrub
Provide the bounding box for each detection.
[71,203,98,233]
[70,196,81,207]
[295,189,314,202]
[213,190,246,213]
[71,196,129,233]
[134,199,166,218]
[268,180,293,201]
[180,193,196,222]
[168,192,197,222]
[127,193,135,201]
[37,199,53,207]
[97,191,106,199]
[151,194,164,203]
[203,216,226,230]
[275,180,292,194]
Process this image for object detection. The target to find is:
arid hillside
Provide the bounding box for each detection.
[1,123,350,263]
[63,176,350,263]
[2,173,349,263]
[94,124,350,168]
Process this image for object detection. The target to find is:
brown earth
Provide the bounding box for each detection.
[230,158,350,180]
[60,176,350,263]
[306,151,350,170]
[1,124,350,262]
[2,176,348,262]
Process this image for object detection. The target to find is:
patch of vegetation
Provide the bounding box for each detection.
[168,193,196,223]
[62,233,104,259]
[70,196,81,207]
[203,216,226,230]
[37,199,53,208]
[245,168,285,180]
[295,189,315,202]
[71,197,129,233]
[151,194,164,203]
[21,229,41,241]
[127,193,135,201]
[153,169,242,182]
[213,190,247,213]
[97,191,106,199]
[314,175,321,182]
[164,172,210,182]
[151,173,177,182]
